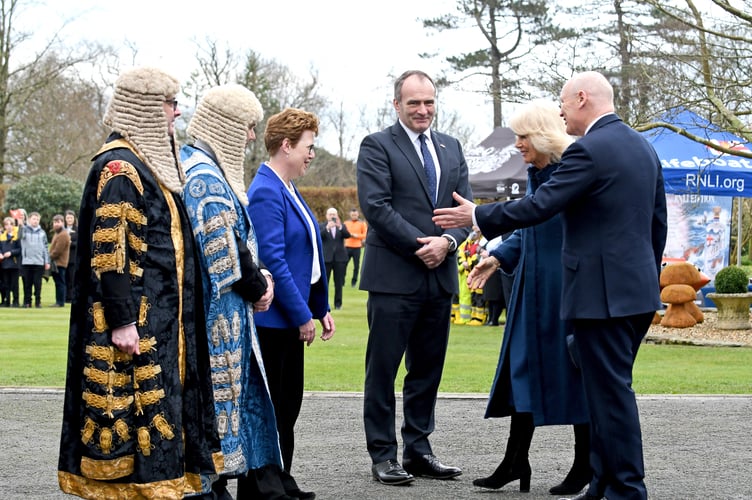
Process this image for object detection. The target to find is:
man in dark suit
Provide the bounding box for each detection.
[320,207,350,309]
[356,70,472,486]
[434,71,666,500]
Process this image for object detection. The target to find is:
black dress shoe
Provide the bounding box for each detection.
[549,470,591,495]
[558,493,602,500]
[403,454,462,480]
[371,459,415,485]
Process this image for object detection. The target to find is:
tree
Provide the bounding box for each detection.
[542,0,752,260]
[6,54,110,181]
[633,0,752,150]
[3,173,83,232]
[326,101,356,160]
[295,148,356,188]
[603,0,752,260]
[0,0,112,183]
[186,39,331,186]
[544,0,752,158]
[421,0,575,127]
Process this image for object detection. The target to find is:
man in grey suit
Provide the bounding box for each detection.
[356,70,472,486]
[434,71,666,500]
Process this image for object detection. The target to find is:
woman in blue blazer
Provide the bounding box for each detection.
[246,108,335,500]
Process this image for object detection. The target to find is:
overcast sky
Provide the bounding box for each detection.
[21,0,497,157]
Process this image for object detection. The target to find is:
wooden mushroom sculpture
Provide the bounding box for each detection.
[659,262,710,328]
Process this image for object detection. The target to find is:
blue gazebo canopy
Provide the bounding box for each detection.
[642,109,752,197]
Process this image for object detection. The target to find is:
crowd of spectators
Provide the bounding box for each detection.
[0,208,73,308]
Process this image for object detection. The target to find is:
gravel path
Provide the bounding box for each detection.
[2,389,751,499]
[648,309,752,346]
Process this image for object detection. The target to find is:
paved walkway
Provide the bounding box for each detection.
[2,389,750,499]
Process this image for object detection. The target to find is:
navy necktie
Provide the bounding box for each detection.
[419,133,437,205]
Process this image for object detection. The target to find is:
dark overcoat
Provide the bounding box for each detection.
[485,163,588,426]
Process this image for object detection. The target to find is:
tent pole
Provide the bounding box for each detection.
[737,197,742,266]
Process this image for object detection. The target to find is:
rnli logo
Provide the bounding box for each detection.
[708,139,751,157]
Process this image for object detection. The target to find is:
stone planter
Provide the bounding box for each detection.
[706,292,752,330]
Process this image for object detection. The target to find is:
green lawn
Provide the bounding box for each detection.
[1,280,751,394]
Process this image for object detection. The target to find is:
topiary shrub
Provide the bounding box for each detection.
[713,266,750,294]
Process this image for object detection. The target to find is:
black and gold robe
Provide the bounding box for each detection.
[58,133,221,499]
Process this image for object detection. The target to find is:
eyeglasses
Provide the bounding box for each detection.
[164,99,178,111]
[306,145,315,153]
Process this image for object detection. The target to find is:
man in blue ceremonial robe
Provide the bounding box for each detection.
[182,84,305,500]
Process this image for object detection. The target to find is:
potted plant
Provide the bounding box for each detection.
[706,265,752,330]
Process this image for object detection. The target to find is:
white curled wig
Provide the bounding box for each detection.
[103,67,184,193]
[187,84,264,205]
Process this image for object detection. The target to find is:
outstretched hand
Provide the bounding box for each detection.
[467,257,500,290]
[433,192,476,229]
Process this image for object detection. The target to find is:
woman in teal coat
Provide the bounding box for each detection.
[467,100,591,496]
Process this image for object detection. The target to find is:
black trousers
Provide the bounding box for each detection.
[21,265,43,306]
[325,260,346,308]
[256,325,305,473]
[1,268,19,304]
[346,247,362,285]
[53,266,67,305]
[363,273,452,463]
[65,262,76,302]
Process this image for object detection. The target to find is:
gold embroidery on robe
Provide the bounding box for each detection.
[82,391,134,418]
[84,366,130,388]
[94,202,147,226]
[81,417,97,445]
[99,427,113,454]
[160,184,186,386]
[90,302,108,333]
[85,337,156,366]
[60,469,204,497]
[97,160,144,199]
[138,296,151,326]
[92,202,147,277]
[153,413,175,440]
[134,363,161,383]
[113,419,130,442]
[77,454,135,481]
[127,231,148,253]
[137,426,152,456]
[133,388,166,416]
